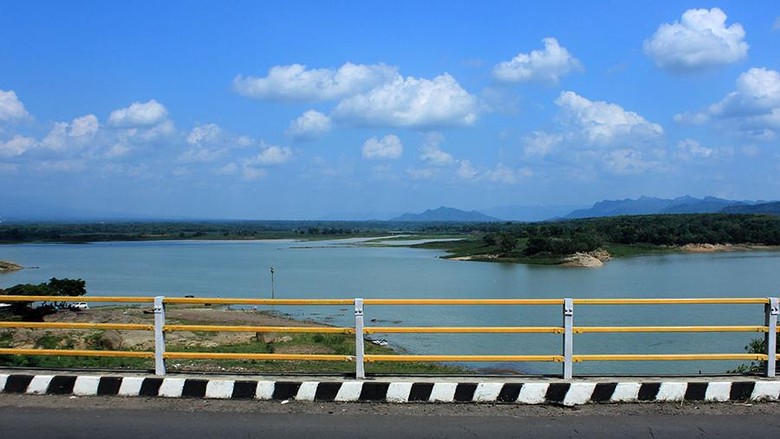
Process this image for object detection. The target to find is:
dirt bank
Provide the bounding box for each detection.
[0,260,22,272]
[680,243,779,253]
[560,249,612,268]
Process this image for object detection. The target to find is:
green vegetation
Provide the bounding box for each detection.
[1,278,87,320]
[414,214,780,263]
[731,333,780,374]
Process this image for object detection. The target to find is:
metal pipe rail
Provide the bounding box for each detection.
[0,295,778,379]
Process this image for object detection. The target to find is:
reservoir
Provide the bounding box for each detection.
[2,238,779,375]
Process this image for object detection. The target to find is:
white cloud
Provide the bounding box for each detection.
[419,132,454,166]
[677,68,780,139]
[555,91,663,147]
[676,139,714,159]
[107,100,168,127]
[0,90,29,122]
[0,135,36,157]
[285,110,331,141]
[362,134,403,160]
[40,114,99,150]
[33,159,87,173]
[485,164,533,184]
[334,73,478,128]
[523,131,563,158]
[456,160,478,181]
[602,149,659,174]
[644,8,748,73]
[407,167,436,180]
[233,62,397,102]
[493,38,582,83]
[241,166,267,181]
[186,123,222,145]
[248,144,294,166]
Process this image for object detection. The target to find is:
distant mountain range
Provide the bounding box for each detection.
[720,201,780,215]
[564,196,774,219]
[390,206,500,222]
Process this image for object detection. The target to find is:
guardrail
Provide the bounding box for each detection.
[0,295,777,379]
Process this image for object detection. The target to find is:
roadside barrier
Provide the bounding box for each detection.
[0,295,777,379]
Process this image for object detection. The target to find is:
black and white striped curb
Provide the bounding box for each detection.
[2,374,779,406]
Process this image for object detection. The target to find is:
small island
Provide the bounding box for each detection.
[0,260,23,272]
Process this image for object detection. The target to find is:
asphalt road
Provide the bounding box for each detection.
[1,394,779,438]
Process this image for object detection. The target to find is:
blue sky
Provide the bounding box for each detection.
[1,1,779,219]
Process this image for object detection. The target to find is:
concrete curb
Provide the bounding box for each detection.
[2,373,779,406]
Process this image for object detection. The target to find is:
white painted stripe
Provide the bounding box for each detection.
[751,382,780,401]
[334,382,363,402]
[429,383,457,402]
[610,382,641,402]
[158,378,185,398]
[295,382,319,401]
[656,382,687,401]
[473,383,503,402]
[255,381,275,400]
[517,383,548,404]
[73,376,101,396]
[26,375,54,395]
[386,382,412,403]
[0,374,9,392]
[705,382,731,402]
[205,380,234,399]
[563,382,597,406]
[118,377,145,397]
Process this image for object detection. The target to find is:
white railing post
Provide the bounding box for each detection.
[766,297,778,378]
[562,298,574,379]
[153,296,166,376]
[354,298,365,379]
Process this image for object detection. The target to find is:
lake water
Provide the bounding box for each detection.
[2,238,779,375]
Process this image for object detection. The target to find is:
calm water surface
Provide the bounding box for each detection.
[2,239,779,375]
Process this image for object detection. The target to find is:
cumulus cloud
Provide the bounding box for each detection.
[186,123,222,145]
[676,68,780,139]
[455,160,478,180]
[673,138,737,162]
[333,74,478,128]
[493,38,582,83]
[40,114,99,150]
[233,62,397,102]
[523,131,563,158]
[419,132,454,166]
[107,100,168,127]
[0,135,36,157]
[285,110,331,141]
[555,91,663,147]
[248,144,294,166]
[485,164,533,184]
[362,134,403,160]
[644,8,748,73]
[0,90,29,122]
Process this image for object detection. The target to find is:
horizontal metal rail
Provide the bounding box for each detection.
[0,348,154,358]
[574,354,768,362]
[365,354,563,362]
[163,352,351,361]
[363,299,563,305]
[574,325,769,333]
[0,322,153,331]
[574,298,770,305]
[164,324,353,334]
[163,297,353,306]
[0,295,155,303]
[364,326,563,334]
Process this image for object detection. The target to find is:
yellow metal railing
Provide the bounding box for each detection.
[0,295,778,378]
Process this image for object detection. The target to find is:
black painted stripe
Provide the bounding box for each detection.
[272,381,301,400]
[181,379,208,398]
[591,382,618,402]
[97,377,123,396]
[638,382,661,401]
[545,383,570,404]
[497,383,523,402]
[730,382,755,401]
[360,382,390,401]
[408,383,434,402]
[453,383,478,402]
[314,382,342,401]
[139,378,163,397]
[47,376,77,395]
[231,381,258,399]
[4,375,34,393]
[684,382,708,401]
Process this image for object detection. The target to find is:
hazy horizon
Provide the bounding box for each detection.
[2,2,780,219]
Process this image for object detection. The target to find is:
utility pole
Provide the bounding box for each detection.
[270,266,275,300]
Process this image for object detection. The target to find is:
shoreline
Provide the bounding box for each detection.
[0,260,23,272]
